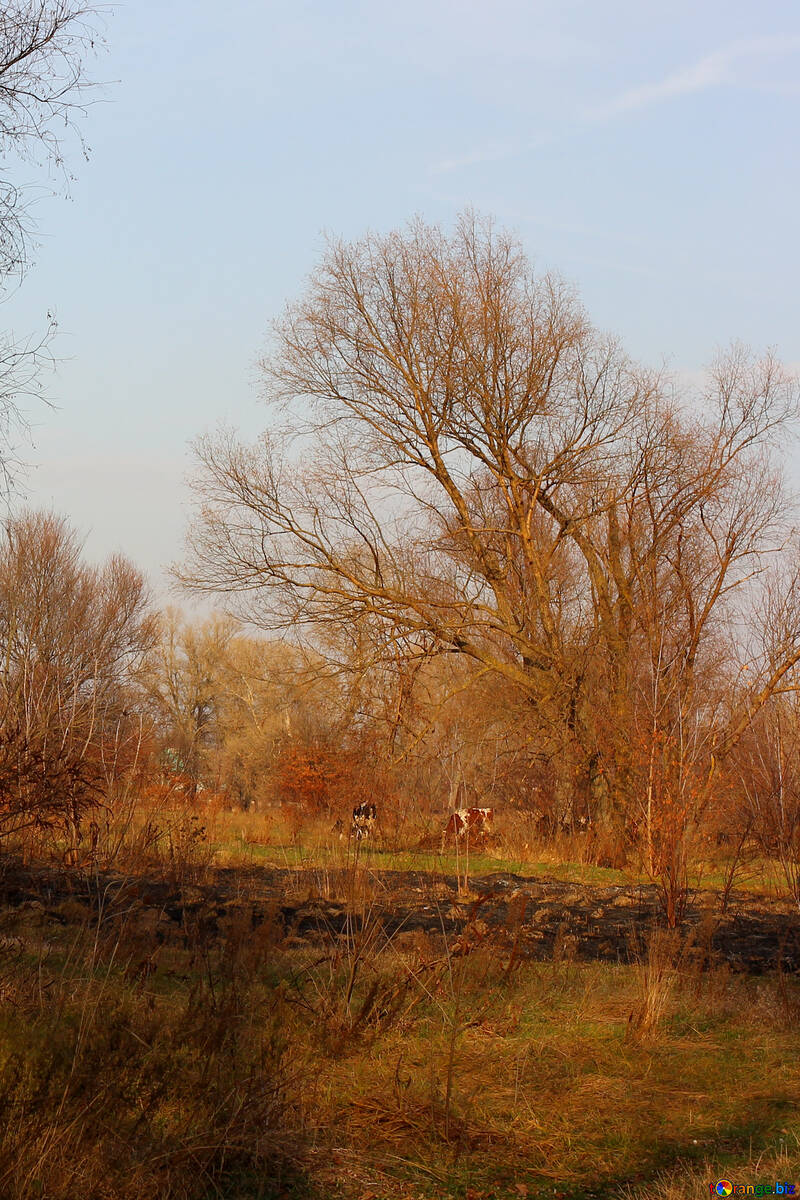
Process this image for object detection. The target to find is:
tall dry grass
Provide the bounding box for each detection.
[1,791,799,1198]
[0,880,304,1199]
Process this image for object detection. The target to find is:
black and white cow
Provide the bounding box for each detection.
[351,802,377,840]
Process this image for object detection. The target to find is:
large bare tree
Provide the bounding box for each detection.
[182,214,800,836]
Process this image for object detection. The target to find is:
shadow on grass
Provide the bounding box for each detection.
[335,1100,799,1200]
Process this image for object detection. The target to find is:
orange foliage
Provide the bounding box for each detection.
[274,742,372,815]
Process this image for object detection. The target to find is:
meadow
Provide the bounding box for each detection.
[0,800,797,1200]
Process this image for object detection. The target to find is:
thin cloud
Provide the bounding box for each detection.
[432,133,554,174]
[589,34,800,121]
[431,33,800,175]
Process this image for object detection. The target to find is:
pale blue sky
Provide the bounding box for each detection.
[7,0,800,593]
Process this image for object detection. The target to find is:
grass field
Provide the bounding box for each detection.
[0,804,797,1199]
[198,805,789,898]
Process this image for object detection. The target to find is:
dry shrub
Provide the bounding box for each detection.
[274,741,369,818]
[0,911,304,1200]
[492,810,542,862]
[627,926,682,1040]
[96,792,215,887]
[283,901,436,1055]
[746,968,800,1032]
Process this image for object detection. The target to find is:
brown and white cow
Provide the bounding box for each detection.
[444,806,494,842]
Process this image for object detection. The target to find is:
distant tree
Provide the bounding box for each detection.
[137,609,329,808]
[215,631,319,808]
[0,511,155,853]
[137,608,240,790]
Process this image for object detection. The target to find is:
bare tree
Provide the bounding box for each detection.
[0,1,104,278]
[0,1,105,482]
[137,608,240,789]
[736,695,800,912]
[137,609,327,809]
[182,214,800,843]
[0,510,155,853]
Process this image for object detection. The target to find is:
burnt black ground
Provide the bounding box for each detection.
[1,858,798,973]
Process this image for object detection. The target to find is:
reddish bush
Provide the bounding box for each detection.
[274,741,371,815]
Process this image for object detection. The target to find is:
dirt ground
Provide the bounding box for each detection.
[2,859,798,974]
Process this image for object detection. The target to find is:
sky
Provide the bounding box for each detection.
[5,0,800,598]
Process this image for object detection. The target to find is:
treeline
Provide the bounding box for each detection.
[1,502,800,912]
[0,512,527,833]
[0,513,553,834]
[2,216,800,917]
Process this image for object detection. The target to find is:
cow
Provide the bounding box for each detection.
[351,802,377,840]
[443,806,494,843]
[558,812,593,836]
